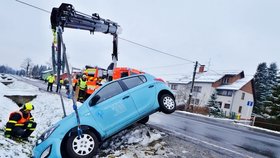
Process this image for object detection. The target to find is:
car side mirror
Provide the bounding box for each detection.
[90,95,101,106]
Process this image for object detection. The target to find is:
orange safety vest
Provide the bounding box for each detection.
[86,81,97,94]
[72,78,78,87]
[10,111,31,125]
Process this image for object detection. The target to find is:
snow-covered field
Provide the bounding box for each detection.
[0,75,172,158]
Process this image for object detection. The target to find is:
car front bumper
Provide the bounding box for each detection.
[32,138,62,158]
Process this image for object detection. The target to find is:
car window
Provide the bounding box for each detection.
[95,81,123,104]
[122,76,146,89]
[139,75,147,82]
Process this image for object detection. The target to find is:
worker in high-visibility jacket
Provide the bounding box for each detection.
[72,75,78,91]
[47,73,55,92]
[77,75,87,102]
[56,78,64,93]
[4,102,37,141]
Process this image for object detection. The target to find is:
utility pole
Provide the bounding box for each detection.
[185,61,198,112]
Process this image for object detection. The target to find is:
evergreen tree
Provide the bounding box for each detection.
[253,62,269,115]
[263,74,280,120]
[31,65,40,78]
[207,91,221,116]
[267,63,278,93]
[0,65,17,74]
[39,65,47,76]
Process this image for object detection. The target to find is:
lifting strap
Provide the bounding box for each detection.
[56,27,82,137]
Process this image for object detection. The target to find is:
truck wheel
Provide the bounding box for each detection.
[66,130,99,158]
[159,94,176,114]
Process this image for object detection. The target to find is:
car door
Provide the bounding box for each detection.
[88,81,138,136]
[121,75,156,115]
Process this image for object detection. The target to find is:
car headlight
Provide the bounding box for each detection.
[40,145,52,158]
[36,124,59,145]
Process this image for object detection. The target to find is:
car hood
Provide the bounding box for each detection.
[49,104,91,135]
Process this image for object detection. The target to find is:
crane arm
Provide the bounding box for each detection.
[51,3,121,35]
[51,3,120,76]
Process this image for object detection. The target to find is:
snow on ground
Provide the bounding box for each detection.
[235,122,280,135]
[0,75,171,158]
[177,109,280,135]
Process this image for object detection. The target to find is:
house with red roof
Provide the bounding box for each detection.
[167,67,255,119]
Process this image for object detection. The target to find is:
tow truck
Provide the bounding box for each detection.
[51,3,120,81]
[82,66,143,98]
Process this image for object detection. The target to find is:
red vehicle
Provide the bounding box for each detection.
[113,67,143,80]
[83,66,106,95]
[83,66,143,96]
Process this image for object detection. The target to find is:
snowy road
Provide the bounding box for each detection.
[148,112,280,158]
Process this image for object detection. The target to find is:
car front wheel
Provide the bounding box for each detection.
[159,94,176,114]
[66,130,99,158]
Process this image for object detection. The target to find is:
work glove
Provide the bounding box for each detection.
[24,121,34,128]
[5,134,11,138]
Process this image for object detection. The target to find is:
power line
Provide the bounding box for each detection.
[119,37,196,64]
[207,69,222,75]
[15,0,51,14]
[14,0,201,69]
[141,62,192,70]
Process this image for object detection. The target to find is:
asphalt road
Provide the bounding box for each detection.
[13,76,280,158]
[148,112,280,158]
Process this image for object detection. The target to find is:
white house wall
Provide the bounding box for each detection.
[232,90,254,120]
[217,90,253,119]
[216,95,233,116]
[192,82,214,106]
[171,82,214,106]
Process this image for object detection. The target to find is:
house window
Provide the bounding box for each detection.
[217,90,233,97]
[193,86,202,93]
[238,106,242,113]
[241,93,245,100]
[217,102,222,108]
[171,84,178,90]
[222,77,229,84]
[224,103,230,109]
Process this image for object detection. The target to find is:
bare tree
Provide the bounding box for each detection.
[176,84,190,105]
[21,58,32,76]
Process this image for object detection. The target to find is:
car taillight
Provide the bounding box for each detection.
[155,78,165,83]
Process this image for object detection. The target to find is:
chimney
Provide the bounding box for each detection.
[198,65,205,73]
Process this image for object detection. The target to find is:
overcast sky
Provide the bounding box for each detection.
[0,0,279,81]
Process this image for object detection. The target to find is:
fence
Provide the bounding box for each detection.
[253,117,280,132]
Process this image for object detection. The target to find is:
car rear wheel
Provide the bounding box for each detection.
[137,116,149,124]
[66,130,99,158]
[159,94,176,114]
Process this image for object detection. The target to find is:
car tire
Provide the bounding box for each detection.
[159,94,176,114]
[137,116,149,124]
[66,130,99,158]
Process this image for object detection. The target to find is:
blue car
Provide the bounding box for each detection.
[32,74,176,158]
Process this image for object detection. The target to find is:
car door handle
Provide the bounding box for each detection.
[122,96,130,100]
[149,85,154,88]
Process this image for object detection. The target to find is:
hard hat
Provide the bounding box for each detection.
[82,75,87,78]
[23,102,34,111]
